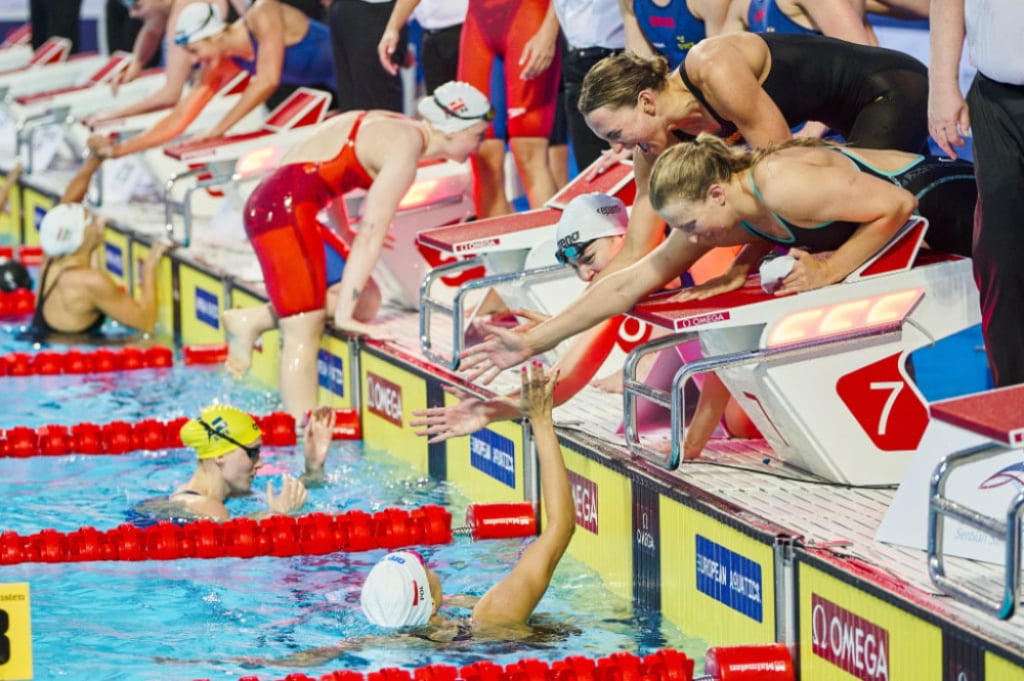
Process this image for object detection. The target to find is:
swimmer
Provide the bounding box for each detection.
[87,0,335,157]
[220,80,491,418]
[248,363,574,666]
[143,404,336,521]
[459,135,975,455]
[25,156,172,341]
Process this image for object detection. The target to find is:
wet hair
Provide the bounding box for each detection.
[648,133,832,211]
[578,52,671,116]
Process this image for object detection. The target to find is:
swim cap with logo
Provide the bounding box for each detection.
[180,404,261,460]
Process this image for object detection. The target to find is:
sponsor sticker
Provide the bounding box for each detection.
[568,470,599,534]
[695,535,763,622]
[811,594,890,681]
[194,286,220,329]
[366,372,403,427]
[317,349,344,398]
[469,429,516,487]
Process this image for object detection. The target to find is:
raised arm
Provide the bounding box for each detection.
[86,238,172,332]
[472,363,574,626]
[60,155,102,204]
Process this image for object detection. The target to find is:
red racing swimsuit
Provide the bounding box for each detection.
[458,0,560,138]
[243,112,376,317]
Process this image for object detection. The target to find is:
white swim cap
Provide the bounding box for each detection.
[360,551,434,628]
[39,203,89,257]
[418,81,493,134]
[554,193,628,261]
[174,2,226,45]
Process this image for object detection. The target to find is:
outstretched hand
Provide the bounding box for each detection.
[497,361,557,422]
[669,268,746,303]
[409,384,491,443]
[458,321,534,384]
[266,475,307,514]
[303,406,336,473]
[583,147,633,181]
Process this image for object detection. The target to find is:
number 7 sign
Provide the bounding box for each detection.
[836,353,929,451]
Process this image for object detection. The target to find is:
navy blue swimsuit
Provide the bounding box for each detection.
[632,0,706,68]
[231,19,336,86]
[747,0,818,35]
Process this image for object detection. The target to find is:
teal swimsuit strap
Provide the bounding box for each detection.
[740,171,796,243]
[832,146,923,177]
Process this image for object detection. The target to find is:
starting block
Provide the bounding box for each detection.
[0,35,68,76]
[926,384,1024,619]
[85,70,264,208]
[3,55,165,172]
[621,217,982,486]
[155,87,333,246]
[416,159,637,368]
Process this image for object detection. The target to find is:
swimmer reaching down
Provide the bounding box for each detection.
[142,404,336,521]
[220,81,491,419]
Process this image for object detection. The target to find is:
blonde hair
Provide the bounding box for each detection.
[578,52,671,115]
[649,133,832,210]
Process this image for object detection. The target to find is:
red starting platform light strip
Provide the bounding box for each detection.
[0,345,174,377]
[0,502,539,565]
[0,411,297,457]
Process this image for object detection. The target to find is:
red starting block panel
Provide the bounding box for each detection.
[930,385,1024,448]
[631,277,776,333]
[417,207,562,255]
[164,129,270,161]
[546,158,636,209]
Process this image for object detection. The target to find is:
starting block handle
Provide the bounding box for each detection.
[928,444,1024,619]
[418,261,567,371]
[622,321,903,470]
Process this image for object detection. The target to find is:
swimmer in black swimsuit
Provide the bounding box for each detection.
[25,156,171,341]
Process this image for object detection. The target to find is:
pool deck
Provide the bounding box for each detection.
[8,164,1024,680]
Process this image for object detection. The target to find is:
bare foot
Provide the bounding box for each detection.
[590,371,624,394]
[222,306,274,378]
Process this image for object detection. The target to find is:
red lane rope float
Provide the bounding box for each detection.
[0,345,174,377]
[183,343,230,365]
[0,503,538,565]
[703,643,794,680]
[0,288,34,317]
[196,648,698,681]
[0,411,297,458]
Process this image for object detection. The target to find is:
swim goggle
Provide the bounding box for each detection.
[196,418,261,463]
[432,94,495,122]
[554,242,588,265]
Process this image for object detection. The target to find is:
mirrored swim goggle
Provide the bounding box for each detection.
[554,242,588,265]
[196,418,261,462]
[432,94,495,122]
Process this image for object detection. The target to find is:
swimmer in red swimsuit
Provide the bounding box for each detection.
[221,81,492,418]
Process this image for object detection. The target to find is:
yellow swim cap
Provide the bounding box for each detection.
[180,405,262,460]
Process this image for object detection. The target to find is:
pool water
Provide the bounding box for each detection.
[0,326,705,680]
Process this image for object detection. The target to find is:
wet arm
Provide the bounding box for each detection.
[593,152,665,281]
[60,155,102,204]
